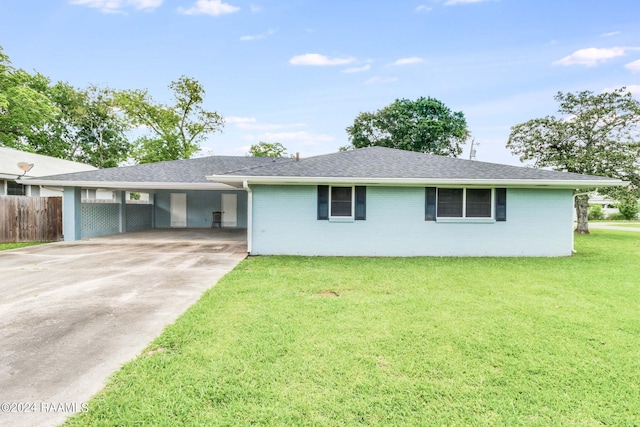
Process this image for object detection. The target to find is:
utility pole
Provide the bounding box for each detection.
[469,138,478,160]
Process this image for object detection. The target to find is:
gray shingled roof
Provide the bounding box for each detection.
[27,155,292,183]
[215,146,616,182]
[25,147,621,187]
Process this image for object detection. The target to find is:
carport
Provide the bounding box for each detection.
[21,155,282,243]
[0,229,246,427]
[64,187,249,241]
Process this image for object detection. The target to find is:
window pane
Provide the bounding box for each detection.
[331,187,352,217]
[466,189,492,217]
[437,188,463,217]
[7,181,26,196]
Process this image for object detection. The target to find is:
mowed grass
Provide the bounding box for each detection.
[0,242,46,251]
[66,231,640,426]
[610,223,640,228]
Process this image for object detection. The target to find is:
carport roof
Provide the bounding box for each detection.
[23,156,293,190]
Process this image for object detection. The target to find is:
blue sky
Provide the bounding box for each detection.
[1,0,639,165]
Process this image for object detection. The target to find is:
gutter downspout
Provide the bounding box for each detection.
[572,191,590,253]
[243,180,252,255]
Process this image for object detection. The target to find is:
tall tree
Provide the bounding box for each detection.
[1,46,131,167]
[0,46,58,150]
[345,97,469,157]
[507,88,640,233]
[116,76,224,163]
[248,141,289,157]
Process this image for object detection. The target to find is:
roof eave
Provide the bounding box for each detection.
[205,175,628,189]
[20,180,238,191]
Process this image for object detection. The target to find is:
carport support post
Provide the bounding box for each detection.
[116,191,127,233]
[149,193,156,228]
[63,187,82,241]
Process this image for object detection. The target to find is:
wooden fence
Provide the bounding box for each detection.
[0,196,63,243]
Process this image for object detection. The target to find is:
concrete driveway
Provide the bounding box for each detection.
[0,229,246,427]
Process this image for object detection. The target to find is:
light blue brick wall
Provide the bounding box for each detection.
[250,185,574,257]
[154,190,248,228]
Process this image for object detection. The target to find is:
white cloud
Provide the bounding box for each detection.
[444,0,491,5]
[240,29,275,41]
[289,53,356,66]
[391,57,425,66]
[625,85,640,96]
[553,47,626,67]
[603,85,640,97]
[365,77,399,85]
[257,131,334,145]
[227,117,306,131]
[342,64,370,74]
[225,116,256,125]
[69,0,162,13]
[415,5,432,12]
[249,3,261,12]
[625,59,640,73]
[601,31,621,37]
[178,0,239,16]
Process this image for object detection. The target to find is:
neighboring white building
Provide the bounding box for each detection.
[589,193,619,218]
[0,146,111,198]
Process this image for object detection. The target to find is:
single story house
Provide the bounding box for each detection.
[24,147,625,256]
[0,146,102,197]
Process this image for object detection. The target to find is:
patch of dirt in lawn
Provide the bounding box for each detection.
[145,346,166,356]
[317,290,340,297]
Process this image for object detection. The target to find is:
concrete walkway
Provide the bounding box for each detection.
[0,229,246,427]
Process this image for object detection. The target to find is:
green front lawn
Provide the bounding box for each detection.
[66,231,640,426]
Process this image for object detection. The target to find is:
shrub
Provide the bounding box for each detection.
[606,212,626,221]
[616,196,640,220]
[588,204,605,221]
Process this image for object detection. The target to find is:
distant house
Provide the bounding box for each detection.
[0,146,98,197]
[25,147,625,256]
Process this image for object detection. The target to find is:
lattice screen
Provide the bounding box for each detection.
[81,204,119,237]
[126,205,152,231]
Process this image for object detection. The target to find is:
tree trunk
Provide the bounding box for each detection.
[575,194,590,234]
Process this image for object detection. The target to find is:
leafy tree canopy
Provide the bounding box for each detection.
[345,97,469,157]
[0,45,131,168]
[507,88,640,233]
[115,76,224,164]
[248,141,289,157]
[0,46,59,150]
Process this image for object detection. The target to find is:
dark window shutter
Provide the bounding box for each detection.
[425,187,436,221]
[317,185,329,220]
[495,188,507,221]
[355,186,366,220]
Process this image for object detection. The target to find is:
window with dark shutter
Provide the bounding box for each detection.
[317,185,329,220]
[466,189,492,218]
[355,186,366,220]
[330,186,352,217]
[437,188,463,217]
[425,187,436,221]
[426,187,505,221]
[495,188,507,221]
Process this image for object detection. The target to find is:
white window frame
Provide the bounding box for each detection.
[436,188,494,219]
[329,185,355,220]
